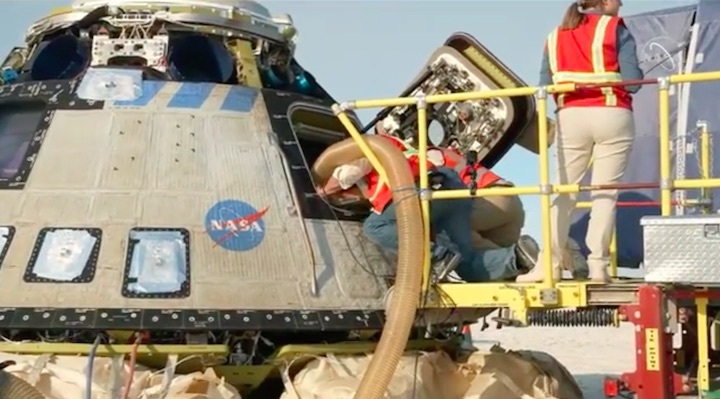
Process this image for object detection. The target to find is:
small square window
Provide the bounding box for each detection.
[0,226,15,269]
[122,228,190,299]
[24,228,101,283]
[0,103,47,186]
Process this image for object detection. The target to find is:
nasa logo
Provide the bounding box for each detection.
[204,200,269,251]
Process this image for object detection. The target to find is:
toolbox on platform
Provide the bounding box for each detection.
[642,215,720,284]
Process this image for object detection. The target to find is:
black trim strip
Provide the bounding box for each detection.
[0,308,386,331]
[0,226,15,271]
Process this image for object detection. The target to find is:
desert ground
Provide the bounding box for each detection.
[472,321,635,399]
[471,268,642,399]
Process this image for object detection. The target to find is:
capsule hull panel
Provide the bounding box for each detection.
[0,81,392,315]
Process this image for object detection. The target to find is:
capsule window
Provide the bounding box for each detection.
[0,103,46,186]
[122,228,191,299]
[24,228,101,283]
[29,35,90,81]
[284,103,367,221]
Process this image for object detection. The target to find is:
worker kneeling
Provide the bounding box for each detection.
[316,135,539,283]
[433,146,528,250]
[435,146,589,280]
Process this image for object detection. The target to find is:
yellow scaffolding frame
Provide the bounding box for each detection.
[333,71,720,308]
[577,117,712,277]
[334,70,720,394]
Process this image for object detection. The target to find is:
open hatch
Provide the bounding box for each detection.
[366,32,554,167]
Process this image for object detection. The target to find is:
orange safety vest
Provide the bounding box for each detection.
[459,164,505,188]
[365,135,433,214]
[428,146,507,188]
[546,13,632,110]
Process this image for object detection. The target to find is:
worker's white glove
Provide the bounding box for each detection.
[381,116,400,134]
[469,141,483,152]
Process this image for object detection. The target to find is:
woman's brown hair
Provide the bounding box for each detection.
[560,0,603,30]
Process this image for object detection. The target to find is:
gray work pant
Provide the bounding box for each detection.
[549,106,634,277]
[362,167,519,282]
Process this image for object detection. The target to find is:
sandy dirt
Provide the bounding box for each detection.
[470,269,642,399]
[471,322,636,399]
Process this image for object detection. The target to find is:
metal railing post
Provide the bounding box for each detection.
[536,86,555,288]
[416,96,433,295]
[657,77,673,216]
[698,121,712,213]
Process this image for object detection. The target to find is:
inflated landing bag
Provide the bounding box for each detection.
[461,348,583,399]
[144,369,242,399]
[280,352,468,399]
[0,352,241,399]
[280,348,582,399]
[0,370,45,399]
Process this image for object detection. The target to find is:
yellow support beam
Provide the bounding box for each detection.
[417,99,433,295]
[432,183,580,200]
[425,87,538,104]
[348,83,576,110]
[332,104,390,185]
[430,282,589,308]
[536,90,555,289]
[696,296,711,393]
[658,78,673,216]
[669,71,720,84]
[699,121,712,212]
[428,282,590,324]
[673,178,720,189]
[270,340,445,361]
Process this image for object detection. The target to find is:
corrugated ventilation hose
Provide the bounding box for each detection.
[312,135,424,399]
[0,369,46,399]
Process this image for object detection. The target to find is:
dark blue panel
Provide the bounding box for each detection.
[628,4,696,19]
[697,0,720,22]
[220,86,258,112]
[114,81,165,107]
[684,4,720,220]
[167,83,214,109]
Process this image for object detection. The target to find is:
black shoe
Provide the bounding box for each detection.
[515,235,540,273]
[430,243,461,281]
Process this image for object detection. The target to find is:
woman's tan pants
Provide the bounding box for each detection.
[549,106,635,280]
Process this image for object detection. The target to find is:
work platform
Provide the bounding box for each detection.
[331,66,720,399]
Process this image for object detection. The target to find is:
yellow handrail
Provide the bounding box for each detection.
[334,70,720,395]
[334,71,720,289]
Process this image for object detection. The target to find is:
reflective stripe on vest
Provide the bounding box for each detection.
[547,15,622,108]
[366,146,421,213]
[460,165,511,188]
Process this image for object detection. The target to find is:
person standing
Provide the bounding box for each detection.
[518,0,643,283]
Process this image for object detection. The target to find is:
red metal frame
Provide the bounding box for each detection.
[611,285,686,399]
